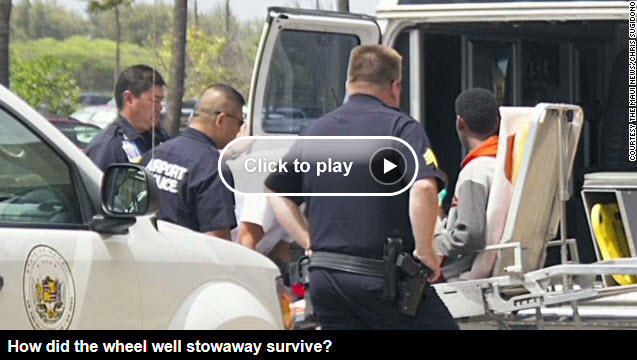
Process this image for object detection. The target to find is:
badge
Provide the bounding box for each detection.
[122,140,142,162]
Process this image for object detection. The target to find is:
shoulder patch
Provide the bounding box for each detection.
[424,148,439,168]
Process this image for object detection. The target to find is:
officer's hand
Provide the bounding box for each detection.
[428,268,442,283]
[413,250,440,281]
[427,255,446,283]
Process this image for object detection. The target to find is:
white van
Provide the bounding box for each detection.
[248,0,631,264]
[0,85,288,330]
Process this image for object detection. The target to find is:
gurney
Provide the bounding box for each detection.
[433,103,637,327]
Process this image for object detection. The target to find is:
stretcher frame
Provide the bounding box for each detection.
[433,104,637,326]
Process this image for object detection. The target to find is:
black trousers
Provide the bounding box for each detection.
[309,268,459,330]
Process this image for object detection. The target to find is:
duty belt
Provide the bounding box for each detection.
[309,251,384,278]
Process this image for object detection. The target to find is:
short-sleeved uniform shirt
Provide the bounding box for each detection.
[84,115,171,171]
[236,194,294,255]
[144,128,237,232]
[266,94,444,259]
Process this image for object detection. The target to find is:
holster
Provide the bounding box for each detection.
[383,237,403,300]
[395,252,433,316]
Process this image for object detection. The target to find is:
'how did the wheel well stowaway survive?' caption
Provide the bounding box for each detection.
[7,339,333,355]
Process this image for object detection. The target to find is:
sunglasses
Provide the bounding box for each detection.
[194,111,245,126]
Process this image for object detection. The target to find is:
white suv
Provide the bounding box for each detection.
[0,85,288,330]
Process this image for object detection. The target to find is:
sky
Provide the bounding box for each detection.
[60,0,382,22]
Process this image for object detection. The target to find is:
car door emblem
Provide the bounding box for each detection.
[23,245,75,330]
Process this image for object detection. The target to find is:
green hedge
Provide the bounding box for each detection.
[12,36,157,92]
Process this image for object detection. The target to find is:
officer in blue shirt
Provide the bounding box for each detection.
[266,45,458,329]
[144,84,245,240]
[85,64,170,171]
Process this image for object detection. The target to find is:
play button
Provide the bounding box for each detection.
[370,147,407,185]
[384,159,397,174]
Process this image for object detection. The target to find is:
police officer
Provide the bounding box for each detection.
[144,84,245,240]
[85,64,170,171]
[266,45,458,329]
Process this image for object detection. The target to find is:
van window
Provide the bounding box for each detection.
[0,108,82,225]
[469,40,514,105]
[261,30,359,133]
[522,41,570,105]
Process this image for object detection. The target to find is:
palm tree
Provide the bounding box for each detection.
[225,0,229,33]
[0,0,11,88]
[87,0,131,86]
[166,0,187,136]
[193,0,198,27]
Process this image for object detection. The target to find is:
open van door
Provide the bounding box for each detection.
[249,7,380,135]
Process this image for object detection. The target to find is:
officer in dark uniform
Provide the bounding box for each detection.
[266,45,458,329]
[85,64,170,171]
[144,84,245,240]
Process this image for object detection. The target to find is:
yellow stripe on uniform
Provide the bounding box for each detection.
[424,148,439,168]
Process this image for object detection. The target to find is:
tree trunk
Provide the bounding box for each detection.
[336,0,349,12]
[225,0,229,33]
[114,5,121,87]
[166,0,187,136]
[193,0,198,27]
[0,0,12,88]
[24,0,30,38]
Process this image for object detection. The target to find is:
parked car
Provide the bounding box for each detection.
[0,84,289,330]
[70,105,118,129]
[80,92,113,107]
[46,116,101,149]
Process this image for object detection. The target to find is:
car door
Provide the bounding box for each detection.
[0,100,141,329]
[249,7,380,136]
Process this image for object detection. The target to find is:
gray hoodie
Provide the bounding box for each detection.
[435,155,496,281]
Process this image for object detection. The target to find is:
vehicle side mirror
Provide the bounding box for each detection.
[101,164,159,218]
